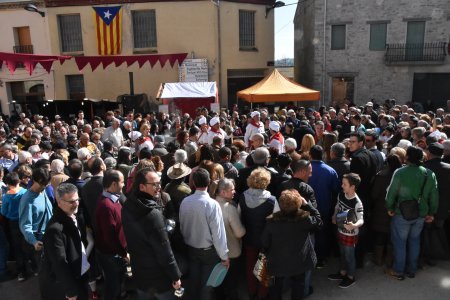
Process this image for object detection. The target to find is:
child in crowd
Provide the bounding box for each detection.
[329,173,364,288]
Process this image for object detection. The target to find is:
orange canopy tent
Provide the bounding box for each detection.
[237,69,320,103]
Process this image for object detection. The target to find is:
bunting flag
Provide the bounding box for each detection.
[92,6,122,55]
[0,52,188,74]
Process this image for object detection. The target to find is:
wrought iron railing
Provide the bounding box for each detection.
[385,42,447,63]
[13,45,34,54]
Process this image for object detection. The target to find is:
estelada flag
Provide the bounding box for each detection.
[93,6,122,55]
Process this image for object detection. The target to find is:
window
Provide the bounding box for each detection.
[331,25,346,50]
[239,10,255,50]
[58,15,83,53]
[406,21,425,60]
[132,10,157,49]
[369,23,387,50]
[66,75,85,100]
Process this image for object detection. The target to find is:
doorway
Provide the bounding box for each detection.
[332,76,355,106]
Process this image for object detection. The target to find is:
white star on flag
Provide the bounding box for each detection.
[104,10,112,19]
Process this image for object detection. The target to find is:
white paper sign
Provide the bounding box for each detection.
[179,58,209,82]
[210,103,220,113]
[159,105,169,115]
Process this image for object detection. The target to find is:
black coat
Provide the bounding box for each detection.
[350,148,378,210]
[280,178,318,209]
[370,167,395,233]
[81,175,103,230]
[39,207,88,300]
[122,191,181,292]
[327,158,350,182]
[423,158,450,221]
[261,203,322,277]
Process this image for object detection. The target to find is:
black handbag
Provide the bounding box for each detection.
[398,171,427,221]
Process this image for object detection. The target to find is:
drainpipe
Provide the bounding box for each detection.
[322,0,327,107]
[216,1,222,105]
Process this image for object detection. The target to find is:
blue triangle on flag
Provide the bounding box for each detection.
[93,6,121,26]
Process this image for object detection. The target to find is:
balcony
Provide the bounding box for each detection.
[385,42,447,65]
[13,45,34,54]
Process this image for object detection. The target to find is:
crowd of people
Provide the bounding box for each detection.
[0,98,449,300]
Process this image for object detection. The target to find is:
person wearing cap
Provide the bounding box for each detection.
[197,116,210,145]
[152,135,169,157]
[244,111,265,148]
[364,101,378,123]
[207,116,226,147]
[268,121,285,154]
[122,169,182,299]
[385,146,438,280]
[423,142,450,262]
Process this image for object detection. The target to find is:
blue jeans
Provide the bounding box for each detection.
[0,225,9,275]
[339,243,356,278]
[391,215,425,274]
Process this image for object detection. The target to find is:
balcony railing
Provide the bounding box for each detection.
[385,42,447,64]
[13,45,34,54]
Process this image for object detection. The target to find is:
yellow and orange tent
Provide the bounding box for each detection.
[237,69,320,103]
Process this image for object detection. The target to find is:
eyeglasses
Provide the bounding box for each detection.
[62,198,80,205]
[144,182,161,188]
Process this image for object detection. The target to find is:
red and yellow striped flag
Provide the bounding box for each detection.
[93,6,122,55]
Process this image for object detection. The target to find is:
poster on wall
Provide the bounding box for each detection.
[159,104,169,115]
[210,103,220,114]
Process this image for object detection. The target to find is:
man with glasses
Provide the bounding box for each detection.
[18,167,53,274]
[39,183,90,300]
[122,169,182,299]
[95,169,129,300]
[348,131,378,268]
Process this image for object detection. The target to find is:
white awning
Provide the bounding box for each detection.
[158,82,217,98]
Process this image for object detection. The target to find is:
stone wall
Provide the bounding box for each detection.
[294,0,450,106]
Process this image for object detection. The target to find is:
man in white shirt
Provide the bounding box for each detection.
[268,121,285,154]
[180,168,229,300]
[102,118,124,148]
[207,117,226,146]
[197,116,210,145]
[244,111,265,148]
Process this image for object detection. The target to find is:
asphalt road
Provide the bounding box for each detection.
[1,258,449,300]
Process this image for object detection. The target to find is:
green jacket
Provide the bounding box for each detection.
[385,164,439,217]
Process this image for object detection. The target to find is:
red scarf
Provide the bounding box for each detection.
[138,136,153,145]
[250,120,262,128]
[210,127,221,134]
[269,132,284,144]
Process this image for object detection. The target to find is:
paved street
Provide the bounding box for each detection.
[1,258,449,300]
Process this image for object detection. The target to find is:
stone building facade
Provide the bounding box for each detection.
[294,0,450,109]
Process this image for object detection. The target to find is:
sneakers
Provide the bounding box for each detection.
[339,276,356,288]
[386,268,405,281]
[17,273,26,282]
[316,260,327,269]
[328,272,345,281]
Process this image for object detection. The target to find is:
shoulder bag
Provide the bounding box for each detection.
[398,170,427,221]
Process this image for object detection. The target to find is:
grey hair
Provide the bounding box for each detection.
[285,138,297,149]
[28,145,40,155]
[253,147,270,165]
[251,133,264,143]
[51,159,65,174]
[18,151,32,164]
[77,148,91,160]
[56,183,78,200]
[174,149,187,163]
[330,142,346,158]
[104,157,117,169]
[217,178,235,193]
